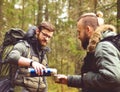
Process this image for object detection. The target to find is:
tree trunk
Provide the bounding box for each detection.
[37,0,43,26]
[21,0,25,29]
[0,0,3,42]
[44,1,49,21]
[94,0,97,13]
[117,0,120,33]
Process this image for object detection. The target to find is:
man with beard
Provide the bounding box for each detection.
[54,13,120,92]
[5,21,55,92]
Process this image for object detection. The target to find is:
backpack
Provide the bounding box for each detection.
[101,34,120,51]
[0,28,25,92]
[0,28,25,76]
[0,27,49,92]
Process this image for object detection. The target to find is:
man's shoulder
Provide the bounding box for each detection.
[14,40,30,49]
[96,41,119,55]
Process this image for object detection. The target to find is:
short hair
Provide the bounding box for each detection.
[78,12,104,30]
[38,21,55,32]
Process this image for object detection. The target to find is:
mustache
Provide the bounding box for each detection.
[42,39,48,43]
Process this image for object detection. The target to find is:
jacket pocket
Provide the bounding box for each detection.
[23,77,46,92]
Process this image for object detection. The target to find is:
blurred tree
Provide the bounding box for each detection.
[21,0,25,29]
[37,0,43,25]
[0,0,3,43]
[94,0,97,13]
[117,0,120,33]
[0,0,117,92]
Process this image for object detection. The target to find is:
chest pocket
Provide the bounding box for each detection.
[14,45,48,92]
[27,47,47,66]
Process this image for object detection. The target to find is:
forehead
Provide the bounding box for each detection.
[42,28,52,32]
[77,19,83,31]
[42,29,54,35]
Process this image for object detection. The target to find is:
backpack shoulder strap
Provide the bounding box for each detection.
[19,40,31,58]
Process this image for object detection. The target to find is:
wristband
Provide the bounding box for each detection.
[30,61,33,67]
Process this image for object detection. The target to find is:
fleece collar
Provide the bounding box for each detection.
[87,24,117,52]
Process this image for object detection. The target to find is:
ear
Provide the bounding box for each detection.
[36,28,40,35]
[86,26,93,37]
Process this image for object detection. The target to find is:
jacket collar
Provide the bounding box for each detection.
[87,24,117,52]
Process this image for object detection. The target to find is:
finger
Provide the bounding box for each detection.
[54,75,62,83]
[41,64,46,69]
[38,66,43,75]
[34,66,41,75]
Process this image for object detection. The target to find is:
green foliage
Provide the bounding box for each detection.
[47,77,79,92]
[0,0,118,92]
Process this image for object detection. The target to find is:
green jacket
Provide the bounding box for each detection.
[6,40,48,92]
[67,25,120,92]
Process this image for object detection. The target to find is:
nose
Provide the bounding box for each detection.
[78,35,81,40]
[45,37,49,41]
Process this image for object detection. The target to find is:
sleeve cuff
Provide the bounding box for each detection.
[67,75,82,88]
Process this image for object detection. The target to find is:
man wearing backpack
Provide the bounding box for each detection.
[54,13,120,92]
[5,21,55,92]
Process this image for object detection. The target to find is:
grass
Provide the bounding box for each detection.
[47,77,79,92]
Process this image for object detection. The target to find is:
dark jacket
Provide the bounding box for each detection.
[67,25,120,92]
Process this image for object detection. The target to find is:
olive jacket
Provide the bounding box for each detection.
[67,25,120,92]
[6,40,49,92]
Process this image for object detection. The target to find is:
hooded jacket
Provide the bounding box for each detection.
[5,28,49,92]
[67,24,120,92]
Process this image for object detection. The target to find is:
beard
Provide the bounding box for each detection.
[81,38,89,50]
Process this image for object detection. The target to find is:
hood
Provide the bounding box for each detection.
[87,24,117,52]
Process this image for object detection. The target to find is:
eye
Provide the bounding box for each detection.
[77,30,81,34]
[41,31,52,39]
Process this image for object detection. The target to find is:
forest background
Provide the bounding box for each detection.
[0,0,119,92]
